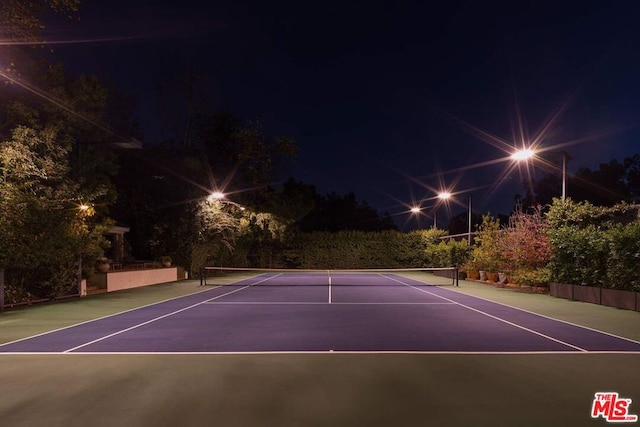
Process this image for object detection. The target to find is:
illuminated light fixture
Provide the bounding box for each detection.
[208,191,225,202]
[511,148,535,161]
[79,204,90,211]
[410,207,421,214]
[437,192,452,200]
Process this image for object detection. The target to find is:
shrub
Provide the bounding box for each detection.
[499,206,550,273]
[511,267,551,287]
[547,199,640,289]
[605,222,640,291]
[471,215,503,272]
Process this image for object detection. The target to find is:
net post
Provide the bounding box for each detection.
[455,266,459,287]
[200,268,204,287]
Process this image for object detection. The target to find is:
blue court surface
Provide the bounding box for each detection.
[2,272,640,354]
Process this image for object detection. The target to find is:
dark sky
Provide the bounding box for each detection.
[51,0,640,228]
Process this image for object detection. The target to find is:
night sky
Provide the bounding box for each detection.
[51,0,640,228]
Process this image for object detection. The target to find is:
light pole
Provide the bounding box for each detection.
[512,147,568,201]
[438,191,473,246]
[560,151,568,201]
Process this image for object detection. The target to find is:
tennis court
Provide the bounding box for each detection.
[2,269,639,354]
[1,270,639,426]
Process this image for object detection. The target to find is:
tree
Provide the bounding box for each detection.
[571,160,629,206]
[524,154,640,208]
[470,215,503,273]
[447,211,481,239]
[298,191,397,232]
[261,178,318,223]
[0,125,110,300]
[0,1,80,43]
[197,113,297,195]
[0,1,137,301]
[111,118,298,271]
[622,154,640,202]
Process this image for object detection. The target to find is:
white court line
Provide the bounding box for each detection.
[61,274,282,353]
[445,286,640,347]
[3,350,640,356]
[202,301,455,305]
[0,283,219,349]
[381,274,589,352]
[327,270,331,304]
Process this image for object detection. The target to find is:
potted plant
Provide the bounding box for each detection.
[160,256,172,268]
[95,256,111,273]
[472,215,503,283]
[463,257,481,280]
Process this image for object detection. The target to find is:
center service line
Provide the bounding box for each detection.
[327,270,332,304]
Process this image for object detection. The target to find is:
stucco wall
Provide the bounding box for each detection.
[106,268,178,292]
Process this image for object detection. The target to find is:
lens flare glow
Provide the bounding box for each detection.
[511,148,535,161]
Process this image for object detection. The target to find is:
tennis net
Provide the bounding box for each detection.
[199,266,460,287]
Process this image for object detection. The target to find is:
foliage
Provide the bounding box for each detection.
[425,240,471,268]
[404,229,449,265]
[0,0,80,42]
[260,178,317,223]
[447,211,482,240]
[297,191,397,232]
[605,222,640,291]
[1,125,110,300]
[499,206,551,272]
[524,153,640,208]
[547,198,640,290]
[470,215,503,272]
[0,35,119,301]
[112,113,298,271]
[255,229,450,270]
[511,267,551,287]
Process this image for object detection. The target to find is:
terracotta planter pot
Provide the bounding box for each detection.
[486,272,498,283]
[95,262,110,273]
[466,270,480,280]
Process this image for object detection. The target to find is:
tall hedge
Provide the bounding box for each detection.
[265,229,450,269]
[547,199,640,291]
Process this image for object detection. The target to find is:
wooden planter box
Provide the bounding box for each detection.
[572,285,601,305]
[550,282,572,299]
[601,288,637,311]
[550,282,639,312]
